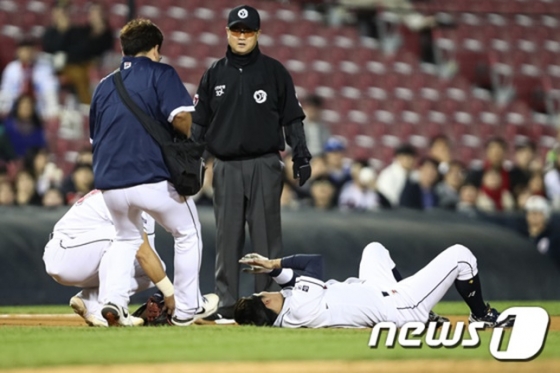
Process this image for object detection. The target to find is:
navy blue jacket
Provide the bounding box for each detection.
[90,56,194,190]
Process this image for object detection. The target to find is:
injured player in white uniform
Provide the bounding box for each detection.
[234,242,514,329]
[43,190,218,327]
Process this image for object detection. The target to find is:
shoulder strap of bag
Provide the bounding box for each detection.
[112,71,171,146]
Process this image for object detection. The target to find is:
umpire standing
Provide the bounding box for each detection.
[192,5,312,318]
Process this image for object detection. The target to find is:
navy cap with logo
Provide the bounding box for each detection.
[228,5,260,31]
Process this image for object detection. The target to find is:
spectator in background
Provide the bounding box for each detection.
[280,181,300,210]
[42,4,71,70]
[456,182,479,217]
[524,195,559,268]
[527,171,546,198]
[60,163,94,204]
[24,147,63,196]
[377,144,417,207]
[0,164,8,184]
[545,126,560,172]
[323,137,352,197]
[0,38,59,118]
[400,157,440,210]
[436,160,466,210]
[339,162,386,211]
[75,146,93,165]
[192,157,214,206]
[14,169,41,205]
[302,95,330,157]
[0,123,17,162]
[476,168,515,212]
[515,187,532,210]
[509,140,538,198]
[308,176,336,210]
[42,2,113,104]
[545,153,560,211]
[42,187,65,207]
[0,181,15,206]
[428,134,452,175]
[0,95,46,159]
[467,137,510,191]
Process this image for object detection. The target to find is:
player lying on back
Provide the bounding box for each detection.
[43,190,218,327]
[234,242,514,328]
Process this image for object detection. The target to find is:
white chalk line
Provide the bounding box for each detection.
[0,314,79,318]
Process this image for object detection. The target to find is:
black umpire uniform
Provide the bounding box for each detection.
[192,5,312,317]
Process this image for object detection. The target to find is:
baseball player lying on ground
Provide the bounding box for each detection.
[234,242,514,328]
[43,189,218,327]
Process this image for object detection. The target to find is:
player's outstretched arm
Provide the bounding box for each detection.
[240,253,323,288]
[136,233,175,315]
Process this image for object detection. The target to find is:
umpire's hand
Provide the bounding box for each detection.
[293,158,312,186]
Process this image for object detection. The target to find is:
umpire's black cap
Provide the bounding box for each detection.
[228,5,260,31]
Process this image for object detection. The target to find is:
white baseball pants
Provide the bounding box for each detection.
[43,225,159,320]
[359,242,478,327]
[100,180,203,319]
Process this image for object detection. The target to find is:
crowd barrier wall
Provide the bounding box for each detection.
[0,206,558,305]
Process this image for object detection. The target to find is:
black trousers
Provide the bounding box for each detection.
[212,153,284,310]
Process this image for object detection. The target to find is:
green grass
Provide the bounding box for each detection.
[0,301,558,368]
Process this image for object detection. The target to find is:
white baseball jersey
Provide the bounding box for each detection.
[273,276,390,328]
[53,190,113,238]
[272,243,479,328]
[53,189,154,238]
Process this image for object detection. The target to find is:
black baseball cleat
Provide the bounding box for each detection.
[468,303,515,328]
[427,310,450,328]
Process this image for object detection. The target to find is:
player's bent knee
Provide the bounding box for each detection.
[447,244,474,259]
[447,244,478,275]
[362,242,390,258]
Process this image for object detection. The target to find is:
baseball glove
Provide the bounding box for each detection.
[132,292,171,326]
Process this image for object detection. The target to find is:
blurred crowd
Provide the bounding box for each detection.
[0,0,559,222]
[195,94,560,219]
[0,1,112,208]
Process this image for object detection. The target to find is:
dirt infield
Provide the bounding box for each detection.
[2,314,560,330]
[2,360,559,373]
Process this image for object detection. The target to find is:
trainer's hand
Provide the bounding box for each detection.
[164,294,176,316]
[292,158,312,186]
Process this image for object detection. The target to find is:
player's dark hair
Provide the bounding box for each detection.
[234,295,278,326]
[120,18,163,57]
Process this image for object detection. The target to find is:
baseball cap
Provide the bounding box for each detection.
[324,137,346,153]
[525,195,551,220]
[228,5,260,31]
